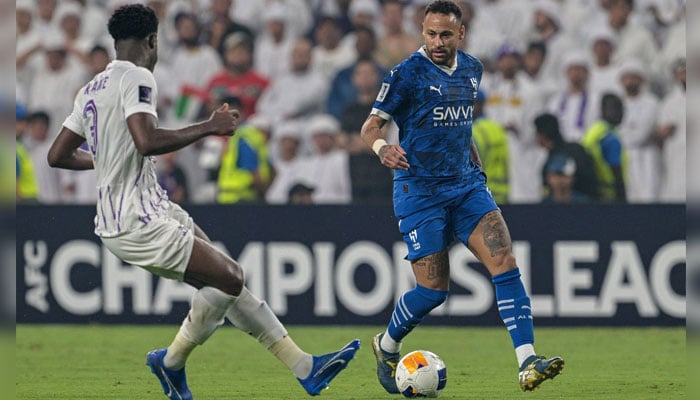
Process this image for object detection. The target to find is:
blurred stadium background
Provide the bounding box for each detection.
[11,0,692,399]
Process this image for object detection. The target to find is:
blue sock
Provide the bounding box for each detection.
[492,268,534,348]
[387,284,449,343]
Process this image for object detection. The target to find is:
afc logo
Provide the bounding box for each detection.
[408,229,421,251]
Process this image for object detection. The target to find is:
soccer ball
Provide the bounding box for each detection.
[395,350,447,398]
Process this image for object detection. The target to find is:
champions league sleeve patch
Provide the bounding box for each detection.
[138,85,152,103]
[376,83,390,102]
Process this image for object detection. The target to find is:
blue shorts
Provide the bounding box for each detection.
[394,178,498,261]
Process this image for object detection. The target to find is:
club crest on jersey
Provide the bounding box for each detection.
[139,86,152,103]
[470,77,478,98]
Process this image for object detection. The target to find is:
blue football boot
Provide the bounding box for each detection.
[298,339,361,396]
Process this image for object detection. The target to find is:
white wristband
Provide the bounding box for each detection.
[372,139,388,156]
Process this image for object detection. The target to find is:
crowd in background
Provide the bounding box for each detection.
[15,0,687,206]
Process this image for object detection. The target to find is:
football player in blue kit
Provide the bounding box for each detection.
[360,0,564,393]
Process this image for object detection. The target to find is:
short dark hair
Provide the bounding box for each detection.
[534,113,563,144]
[89,44,109,56]
[425,0,462,20]
[526,41,547,57]
[28,111,50,126]
[108,4,158,42]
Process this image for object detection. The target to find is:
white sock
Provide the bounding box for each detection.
[164,286,237,369]
[269,336,313,378]
[380,330,401,354]
[163,335,196,370]
[225,288,312,377]
[516,344,536,368]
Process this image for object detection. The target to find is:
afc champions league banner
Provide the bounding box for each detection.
[17,204,685,326]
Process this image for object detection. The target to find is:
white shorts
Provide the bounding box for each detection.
[101,202,195,281]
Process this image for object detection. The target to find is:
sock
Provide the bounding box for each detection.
[225,287,312,378]
[492,268,536,367]
[380,329,401,354]
[164,286,237,369]
[269,336,313,378]
[384,285,448,351]
[516,344,536,368]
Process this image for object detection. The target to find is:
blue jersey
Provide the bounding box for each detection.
[372,48,484,194]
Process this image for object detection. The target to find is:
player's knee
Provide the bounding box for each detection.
[220,259,244,296]
[489,253,517,276]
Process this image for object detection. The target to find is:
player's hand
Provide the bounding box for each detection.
[208,103,240,136]
[378,144,410,170]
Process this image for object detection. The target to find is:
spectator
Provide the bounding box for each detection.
[206,33,269,120]
[217,113,273,204]
[471,90,509,204]
[265,123,311,204]
[588,26,623,96]
[541,155,591,204]
[34,0,57,36]
[547,51,600,142]
[655,58,685,203]
[26,32,86,138]
[86,45,111,80]
[529,0,579,85]
[257,38,328,127]
[201,0,253,54]
[16,0,41,104]
[375,0,420,69]
[595,0,658,68]
[169,12,222,124]
[522,41,556,98]
[456,0,504,67]
[287,182,315,205]
[581,93,627,203]
[340,0,381,50]
[158,151,189,204]
[25,111,64,203]
[482,44,545,203]
[301,114,351,204]
[338,60,393,205]
[312,16,356,81]
[232,0,312,40]
[617,59,661,203]
[534,113,599,201]
[326,25,386,119]
[55,1,94,64]
[15,104,38,203]
[254,4,293,79]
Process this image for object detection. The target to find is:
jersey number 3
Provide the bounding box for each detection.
[83,99,98,159]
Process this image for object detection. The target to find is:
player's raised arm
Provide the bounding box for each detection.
[361,114,409,170]
[47,127,94,170]
[127,103,240,156]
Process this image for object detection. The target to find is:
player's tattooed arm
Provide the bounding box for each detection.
[361,114,410,170]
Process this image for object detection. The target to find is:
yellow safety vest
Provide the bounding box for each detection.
[217,125,271,203]
[581,121,628,202]
[16,141,39,200]
[472,118,509,204]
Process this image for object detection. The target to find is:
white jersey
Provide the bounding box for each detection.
[62,60,171,237]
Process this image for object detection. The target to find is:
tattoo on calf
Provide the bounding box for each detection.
[482,212,511,258]
[415,251,449,281]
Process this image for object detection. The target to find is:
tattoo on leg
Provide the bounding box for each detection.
[414,251,449,282]
[481,212,512,258]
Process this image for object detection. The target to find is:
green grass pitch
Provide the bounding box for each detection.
[17,325,684,399]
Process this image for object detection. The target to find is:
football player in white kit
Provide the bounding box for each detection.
[47,4,359,399]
